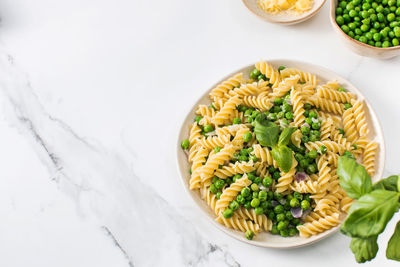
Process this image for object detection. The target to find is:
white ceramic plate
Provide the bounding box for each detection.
[176,59,385,248]
[242,0,326,25]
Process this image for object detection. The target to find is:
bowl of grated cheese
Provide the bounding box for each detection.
[242,0,326,25]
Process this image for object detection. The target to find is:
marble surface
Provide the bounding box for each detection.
[0,0,399,266]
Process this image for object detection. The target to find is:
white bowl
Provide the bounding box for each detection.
[176,59,385,248]
[242,0,326,25]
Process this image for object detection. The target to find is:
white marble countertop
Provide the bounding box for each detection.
[0,0,399,266]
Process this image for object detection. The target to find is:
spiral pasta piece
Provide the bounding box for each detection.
[317,85,355,103]
[243,95,273,111]
[251,144,275,166]
[291,129,302,148]
[306,141,347,155]
[215,175,251,214]
[308,96,344,115]
[290,180,318,193]
[342,106,358,143]
[228,81,269,98]
[212,95,242,126]
[340,196,354,213]
[351,99,368,137]
[320,117,333,141]
[299,83,315,95]
[209,73,243,102]
[255,61,281,88]
[297,212,340,237]
[291,87,305,127]
[201,186,218,214]
[200,144,237,186]
[331,130,352,151]
[214,161,256,179]
[199,134,231,150]
[216,124,249,137]
[316,155,331,192]
[236,207,273,231]
[215,213,261,233]
[196,105,217,118]
[363,140,378,176]
[189,146,209,189]
[275,158,297,193]
[280,68,317,86]
[270,75,300,98]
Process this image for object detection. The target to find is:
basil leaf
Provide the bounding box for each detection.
[350,236,379,263]
[271,145,293,173]
[387,221,400,261]
[373,175,399,192]
[337,156,372,199]
[254,114,279,147]
[341,190,400,238]
[278,127,296,146]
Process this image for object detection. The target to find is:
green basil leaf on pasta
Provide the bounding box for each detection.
[350,236,379,263]
[337,156,372,199]
[254,114,279,147]
[271,145,293,173]
[341,190,400,238]
[373,175,399,192]
[387,221,400,261]
[278,127,296,146]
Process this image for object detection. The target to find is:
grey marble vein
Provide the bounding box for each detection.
[0,51,240,267]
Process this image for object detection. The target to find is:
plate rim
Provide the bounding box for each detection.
[175,59,386,248]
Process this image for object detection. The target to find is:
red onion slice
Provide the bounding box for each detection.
[301,123,310,128]
[295,172,309,182]
[291,207,303,218]
[271,200,279,207]
[301,208,311,220]
[279,198,287,205]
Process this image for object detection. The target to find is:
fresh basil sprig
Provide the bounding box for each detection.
[337,155,400,263]
[254,114,294,173]
[337,156,372,199]
[387,221,400,261]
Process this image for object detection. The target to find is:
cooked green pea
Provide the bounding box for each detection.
[232,174,242,183]
[301,126,311,135]
[290,198,300,207]
[274,192,283,201]
[288,228,298,237]
[250,68,261,79]
[293,192,303,200]
[274,204,284,214]
[306,164,317,174]
[211,177,218,185]
[344,103,353,110]
[262,176,273,187]
[236,194,245,204]
[258,191,267,202]
[223,208,234,218]
[181,139,190,149]
[286,211,294,220]
[274,97,283,105]
[244,201,251,209]
[257,74,267,81]
[251,183,259,192]
[300,159,309,168]
[294,153,304,162]
[239,155,248,161]
[203,124,214,133]
[241,187,250,197]
[210,184,218,194]
[215,179,225,189]
[319,145,327,154]
[277,111,285,119]
[277,220,288,231]
[271,225,279,234]
[301,199,311,210]
[243,132,252,143]
[255,206,264,215]
[307,150,318,159]
[267,113,277,121]
[341,25,350,33]
[393,38,400,46]
[273,171,281,180]
[214,146,221,153]
[216,192,222,199]
[245,230,254,240]
[276,213,286,222]
[292,218,301,225]
[285,112,294,120]
[251,198,260,208]
[267,191,274,200]
[232,117,242,124]
[311,122,320,130]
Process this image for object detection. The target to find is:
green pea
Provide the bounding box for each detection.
[267,113,277,121]
[349,10,358,17]
[319,145,327,154]
[274,192,283,201]
[216,192,222,199]
[392,38,399,45]
[285,112,294,120]
[286,211,294,220]
[377,12,385,22]
[388,13,396,21]
[203,124,214,133]
[375,41,383,46]
[373,32,382,41]
[251,183,259,192]
[239,155,248,161]
[299,159,309,168]
[276,213,286,222]
[229,200,239,211]
[277,111,285,119]
[236,194,245,204]
[301,199,311,210]
[267,191,274,200]
[292,218,301,225]
[273,106,281,113]
[288,228,298,237]
[294,153,304,162]
[214,146,221,153]
[232,117,242,124]
[390,21,400,28]
[278,66,286,71]
[274,204,284,214]
[181,139,190,149]
[250,68,261,79]
[311,122,321,130]
[243,132,252,143]
[195,115,203,124]
[307,150,318,159]
[258,191,267,202]
[271,225,279,234]
[232,174,241,183]
[268,166,276,173]
[290,198,300,207]
[251,198,260,208]
[210,184,218,194]
[215,179,225,189]
[245,230,255,240]
[244,109,253,117]
[294,192,303,200]
[280,229,289,237]
[305,117,313,125]
[301,126,311,135]
[306,164,317,174]
[261,201,269,210]
[255,176,262,184]
[370,13,378,21]
[255,206,264,215]
[262,176,273,187]
[244,201,251,209]
[257,74,267,81]
[223,208,234,218]
[273,171,281,180]
[277,221,288,231]
[346,2,354,10]
[274,97,283,105]
[241,187,250,197]
[336,7,344,15]
[341,24,350,33]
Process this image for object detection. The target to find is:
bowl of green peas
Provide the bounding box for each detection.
[330,0,400,58]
